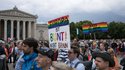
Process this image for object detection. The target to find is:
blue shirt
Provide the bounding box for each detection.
[15,53,24,70]
[66,58,85,70]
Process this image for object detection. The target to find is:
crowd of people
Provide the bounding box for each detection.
[0,38,125,70]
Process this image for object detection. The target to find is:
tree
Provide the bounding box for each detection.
[70,20,92,40]
[108,21,125,39]
[70,22,77,40]
[70,20,125,39]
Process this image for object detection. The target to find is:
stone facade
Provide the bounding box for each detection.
[0,6,37,40]
[36,24,48,40]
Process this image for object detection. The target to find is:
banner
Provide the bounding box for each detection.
[48,15,70,49]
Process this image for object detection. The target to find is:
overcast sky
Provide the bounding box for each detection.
[0,0,125,23]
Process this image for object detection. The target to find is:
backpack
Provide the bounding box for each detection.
[74,61,92,70]
[79,53,88,61]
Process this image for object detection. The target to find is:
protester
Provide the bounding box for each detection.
[15,40,24,70]
[107,48,121,70]
[21,38,41,70]
[15,40,23,59]
[99,42,106,53]
[0,40,6,55]
[35,48,54,70]
[120,55,125,70]
[111,41,118,53]
[53,48,58,61]
[0,40,7,70]
[71,38,79,47]
[66,46,85,70]
[8,42,14,63]
[94,52,115,70]
[78,41,88,61]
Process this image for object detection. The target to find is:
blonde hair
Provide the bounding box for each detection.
[107,48,115,55]
[52,61,75,70]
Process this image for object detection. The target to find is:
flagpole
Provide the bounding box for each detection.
[92,20,96,40]
[94,32,96,40]
[76,28,79,38]
[90,33,92,39]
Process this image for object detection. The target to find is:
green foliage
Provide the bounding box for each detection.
[108,21,125,39]
[70,22,77,40]
[70,21,125,39]
[70,20,92,40]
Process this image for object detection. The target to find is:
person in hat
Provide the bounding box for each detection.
[35,48,54,70]
[94,52,115,70]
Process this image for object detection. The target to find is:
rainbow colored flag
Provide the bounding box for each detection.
[48,15,69,29]
[95,22,108,32]
[82,24,91,34]
[82,22,108,34]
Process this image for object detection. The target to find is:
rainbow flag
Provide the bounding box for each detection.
[48,15,69,29]
[95,22,108,32]
[82,24,97,34]
[82,22,108,34]
[82,25,91,34]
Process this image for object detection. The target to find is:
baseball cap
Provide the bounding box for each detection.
[37,48,54,60]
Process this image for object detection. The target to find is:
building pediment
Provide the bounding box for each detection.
[0,7,37,18]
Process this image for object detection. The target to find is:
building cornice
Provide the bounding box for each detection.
[0,7,37,19]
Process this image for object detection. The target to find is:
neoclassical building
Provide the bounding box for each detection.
[0,7,37,40]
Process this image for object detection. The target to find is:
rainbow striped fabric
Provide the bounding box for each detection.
[48,15,69,29]
[82,22,108,34]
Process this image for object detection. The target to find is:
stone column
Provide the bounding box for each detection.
[11,20,14,39]
[17,21,20,40]
[4,20,7,41]
[23,21,25,40]
[34,21,36,38]
[28,21,31,37]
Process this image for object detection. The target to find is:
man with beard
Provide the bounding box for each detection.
[21,38,42,70]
